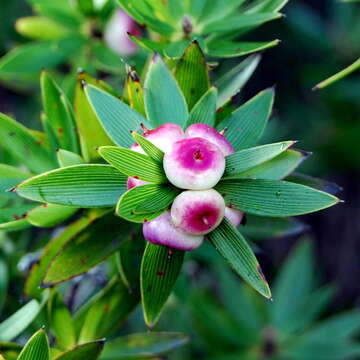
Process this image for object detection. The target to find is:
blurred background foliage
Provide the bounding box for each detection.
[0,0,359,358]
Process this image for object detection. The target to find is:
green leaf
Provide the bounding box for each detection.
[202,12,283,34]
[26,204,77,228]
[240,215,306,240]
[208,218,271,298]
[15,165,127,208]
[224,141,296,178]
[116,184,175,223]
[43,213,132,285]
[41,71,79,154]
[77,277,139,343]
[237,149,306,180]
[85,84,149,148]
[125,67,146,116]
[144,54,188,127]
[0,113,54,173]
[141,243,184,327]
[0,37,85,87]
[246,0,290,13]
[18,329,49,360]
[56,149,84,167]
[173,41,210,110]
[131,132,164,163]
[47,290,76,350]
[185,87,217,128]
[216,55,261,107]
[215,179,339,217]
[102,332,189,359]
[99,146,166,183]
[127,35,167,55]
[206,39,280,58]
[271,240,314,330]
[25,209,108,297]
[92,41,125,74]
[0,258,8,313]
[0,297,46,341]
[0,218,31,232]
[218,88,275,150]
[53,341,105,360]
[74,72,114,162]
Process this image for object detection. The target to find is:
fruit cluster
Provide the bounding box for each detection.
[128,123,244,251]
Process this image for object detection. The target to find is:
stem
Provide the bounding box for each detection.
[313,57,360,90]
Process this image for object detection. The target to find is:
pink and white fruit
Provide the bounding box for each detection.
[171,189,225,235]
[133,123,185,154]
[143,211,204,251]
[185,123,234,156]
[128,123,185,189]
[163,137,225,190]
[224,207,244,227]
[104,10,141,57]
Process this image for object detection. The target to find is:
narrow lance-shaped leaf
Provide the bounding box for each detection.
[77,277,139,343]
[174,40,210,110]
[53,340,105,360]
[218,88,275,150]
[0,113,55,173]
[98,146,167,183]
[116,184,175,223]
[43,214,133,286]
[85,84,149,148]
[14,165,127,208]
[131,132,164,163]
[216,54,261,107]
[141,243,184,328]
[74,72,114,162]
[237,149,307,180]
[208,218,271,298]
[56,149,84,167]
[216,179,339,217]
[0,258,8,313]
[186,87,217,128]
[144,54,188,127]
[17,329,49,360]
[224,141,296,178]
[41,71,80,154]
[102,332,189,359]
[246,0,290,13]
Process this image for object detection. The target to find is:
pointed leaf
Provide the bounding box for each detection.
[173,41,210,110]
[41,71,79,154]
[116,184,174,223]
[202,12,282,33]
[25,209,108,297]
[102,332,189,359]
[77,277,139,342]
[186,87,217,128]
[74,72,114,162]
[15,165,127,208]
[144,55,188,127]
[208,218,271,298]
[224,141,296,178]
[85,84,149,148]
[246,0,290,13]
[141,243,184,327]
[56,149,84,167]
[43,214,132,285]
[47,290,76,350]
[26,203,77,228]
[237,149,306,180]
[53,341,104,360]
[0,113,54,173]
[218,88,274,150]
[18,329,49,360]
[99,146,166,183]
[131,132,164,163]
[216,179,339,216]
[207,40,280,58]
[216,55,261,107]
[0,258,7,314]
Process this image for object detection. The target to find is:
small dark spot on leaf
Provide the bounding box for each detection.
[8,131,16,136]
[156,270,165,276]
